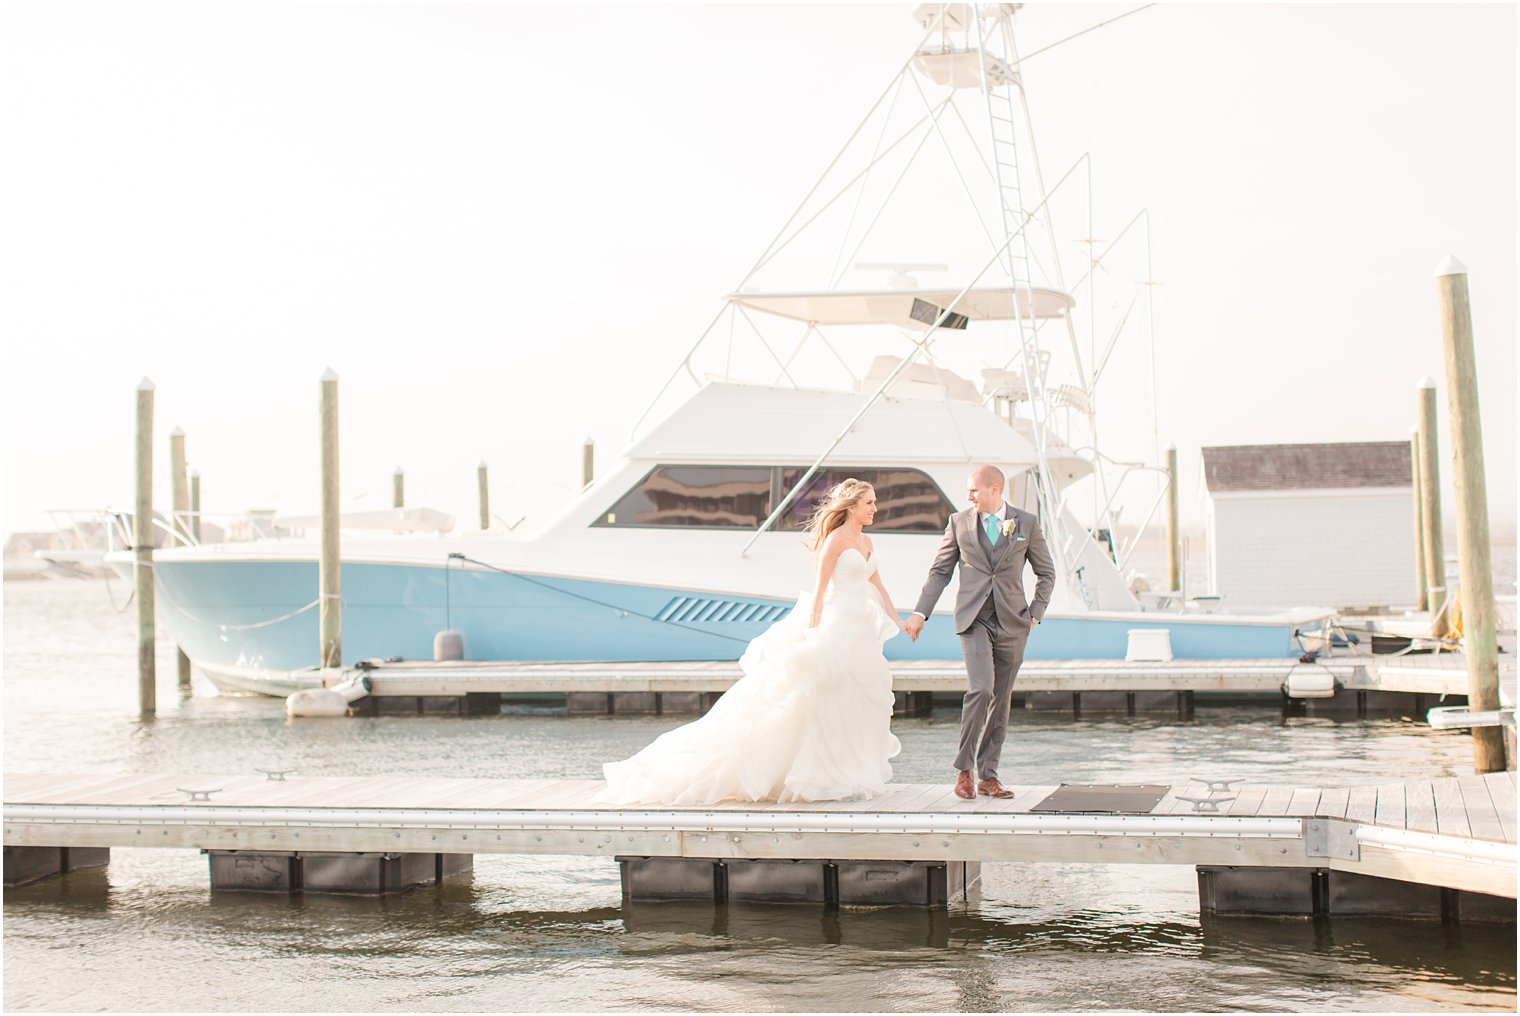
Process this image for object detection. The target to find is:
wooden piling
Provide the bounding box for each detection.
[189,469,201,542]
[582,437,595,490]
[134,378,155,717]
[319,369,341,670]
[392,467,404,509]
[1434,256,1505,773]
[1165,444,1181,592]
[170,428,191,687]
[477,461,490,531]
[1411,427,1427,610]
[1416,377,1446,632]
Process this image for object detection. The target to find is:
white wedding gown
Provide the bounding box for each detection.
[596,548,903,805]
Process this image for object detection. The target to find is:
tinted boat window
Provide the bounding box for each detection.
[778,468,954,533]
[597,465,955,532]
[595,466,773,528]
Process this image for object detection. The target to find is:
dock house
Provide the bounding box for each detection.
[1200,441,1414,611]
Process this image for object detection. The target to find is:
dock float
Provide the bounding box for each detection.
[5,770,1513,920]
[302,652,1514,720]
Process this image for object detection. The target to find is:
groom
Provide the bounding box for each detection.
[904,465,1056,800]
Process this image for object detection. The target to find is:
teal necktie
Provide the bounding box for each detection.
[983,513,999,543]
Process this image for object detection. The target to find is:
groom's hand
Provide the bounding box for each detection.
[904,614,924,641]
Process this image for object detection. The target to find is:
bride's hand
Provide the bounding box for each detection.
[808,612,821,629]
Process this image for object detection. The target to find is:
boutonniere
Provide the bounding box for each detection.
[999,517,1026,542]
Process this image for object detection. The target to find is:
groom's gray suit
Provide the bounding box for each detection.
[912,503,1056,780]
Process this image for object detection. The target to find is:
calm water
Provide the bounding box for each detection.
[3,579,1515,1012]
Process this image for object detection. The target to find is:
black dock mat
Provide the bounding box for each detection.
[1029,784,1171,814]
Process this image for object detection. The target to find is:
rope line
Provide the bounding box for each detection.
[1015,5,1157,67]
[159,594,325,633]
[449,554,755,646]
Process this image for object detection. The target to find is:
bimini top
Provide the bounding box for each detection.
[726,286,1075,329]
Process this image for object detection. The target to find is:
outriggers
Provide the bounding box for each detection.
[111,5,1333,695]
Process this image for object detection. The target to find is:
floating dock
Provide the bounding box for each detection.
[315,651,1514,720]
[5,770,1513,919]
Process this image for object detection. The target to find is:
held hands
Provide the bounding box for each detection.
[903,614,924,641]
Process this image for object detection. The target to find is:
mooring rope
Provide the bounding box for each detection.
[449,553,754,646]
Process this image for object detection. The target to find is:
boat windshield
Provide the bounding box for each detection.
[593,465,954,532]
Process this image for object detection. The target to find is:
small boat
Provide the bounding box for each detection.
[107,5,1333,694]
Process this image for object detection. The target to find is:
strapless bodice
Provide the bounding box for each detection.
[831,547,876,590]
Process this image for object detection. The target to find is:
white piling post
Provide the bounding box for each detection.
[1416,377,1446,632]
[135,378,156,717]
[319,369,341,670]
[1434,256,1505,773]
[392,467,404,509]
[1410,426,1426,611]
[582,437,595,490]
[1165,444,1181,593]
[170,427,191,687]
[190,469,202,542]
[477,460,490,531]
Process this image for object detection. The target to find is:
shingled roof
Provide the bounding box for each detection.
[1201,441,1412,492]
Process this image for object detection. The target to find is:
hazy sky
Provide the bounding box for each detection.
[2,3,1514,542]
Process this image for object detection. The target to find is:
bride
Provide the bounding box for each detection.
[595,478,911,805]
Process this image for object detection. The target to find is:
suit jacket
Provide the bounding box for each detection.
[912,503,1056,635]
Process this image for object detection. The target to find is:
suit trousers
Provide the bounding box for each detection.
[954,593,1030,780]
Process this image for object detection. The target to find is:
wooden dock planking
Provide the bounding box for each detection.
[1374,782,1406,831]
[3,773,136,804]
[503,780,596,811]
[1316,787,1350,820]
[276,775,432,810]
[1433,778,1472,838]
[897,784,957,811]
[1344,785,1379,825]
[6,771,1515,900]
[359,657,1389,698]
[211,774,380,809]
[1285,787,1323,818]
[1255,786,1296,817]
[1007,785,1058,813]
[16,773,172,806]
[1458,776,1507,844]
[1405,780,1440,834]
[1226,785,1268,817]
[1485,773,1516,844]
[909,786,965,814]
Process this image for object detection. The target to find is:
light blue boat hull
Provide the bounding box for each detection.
[154,560,1311,674]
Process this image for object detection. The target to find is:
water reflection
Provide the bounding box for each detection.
[5,859,1516,1012]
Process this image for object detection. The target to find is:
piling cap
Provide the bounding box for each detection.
[1417,375,1437,389]
[171,426,184,437]
[584,436,595,446]
[1434,254,1467,277]
[321,367,339,382]
[394,466,404,475]
[137,377,156,391]
[477,459,488,469]
[1166,441,1177,452]
[190,468,200,478]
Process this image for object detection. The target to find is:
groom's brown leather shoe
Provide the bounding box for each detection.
[977,777,1015,799]
[954,769,975,800]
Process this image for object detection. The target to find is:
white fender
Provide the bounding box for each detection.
[285,673,371,717]
[285,689,350,718]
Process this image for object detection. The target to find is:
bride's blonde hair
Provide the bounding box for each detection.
[803,478,874,551]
